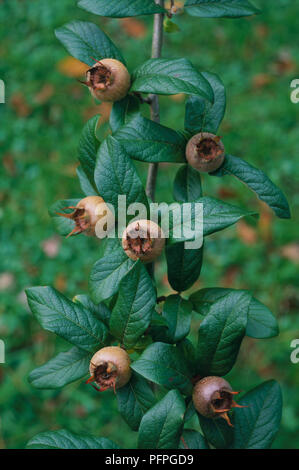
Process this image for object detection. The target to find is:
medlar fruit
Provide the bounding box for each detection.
[122,219,165,263]
[87,346,131,392]
[186,132,225,173]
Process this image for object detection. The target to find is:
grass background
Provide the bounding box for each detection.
[0,0,298,449]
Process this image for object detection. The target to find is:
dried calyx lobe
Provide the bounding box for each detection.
[86,63,112,91]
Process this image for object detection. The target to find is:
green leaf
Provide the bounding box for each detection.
[73,294,111,327]
[115,115,186,163]
[110,262,156,349]
[161,295,193,344]
[232,380,282,449]
[94,136,148,211]
[28,347,90,389]
[167,197,256,245]
[184,72,226,134]
[173,164,203,203]
[138,390,186,449]
[27,429,119,449]
[78,0,165,18]
[26,287,108,353]
[211,154,291,219]
[110,95,140,133]
[89,240,137,303]
[196,290,250,376]
[131,342,193,395]
[185,0,260,18]
[116,372,156,431]
[166,243,203,292]
[48,199,80,236]
[190,288,279,339]
[131,58,214,102]
[77,166,98,196]
[198,414,234,449]
[179,429,209,449]
[78,115,100,190]
[55,21,124,67]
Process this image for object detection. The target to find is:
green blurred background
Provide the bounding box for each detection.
[0,0,298,449]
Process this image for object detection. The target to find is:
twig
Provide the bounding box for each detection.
[145,0,165,202]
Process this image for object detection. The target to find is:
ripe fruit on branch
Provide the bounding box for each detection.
[186,132,225,173]
[87,346,131,392]
[122,219,165,263]
[82,58,131,102]
[57,196,112,238]
[192,376,246,426]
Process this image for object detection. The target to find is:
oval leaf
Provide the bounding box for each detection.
[179,429,209,449]
[185,0,260,18]
[78,0,165,18]
[198,414,234,449]
[27,429,119,449]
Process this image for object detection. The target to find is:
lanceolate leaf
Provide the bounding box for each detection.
[185,0,260,18]
[161,295,193,343]
[78,115,100,190]
[190,287,279,339]
[211,154,291,219]
[114,115,186,163]
[94,136,148,210]
[173,165,203,203]
[78,0,165,18]
[232,381,282,449]
[26,287,108,353]
[184,72,226,134]
[131,58,214,102]
[28,347,90,389]
[110,95,140,133]
[48,199,80,236]
[179,429,209,449]
[27,430,119,449]
[89,240,137,303]
[116,372,156,431]
[196,290,250,376]
[138,390,186,449]
[74,294,111,327]
[198,414,234,449]
[131,342,193,395]
[110,262,156,349]
[55,21,124,67]
[77,166,98,196]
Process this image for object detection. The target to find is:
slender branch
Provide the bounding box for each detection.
[145,0,165,202]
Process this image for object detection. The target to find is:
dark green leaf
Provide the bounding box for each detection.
[190,288,278,339]
[28,347,90,389]
[94,136,148,211]
[55,21,124,67]
[161,295,193,343]
[211,154,291,219]
[138,390,186,449]
[115,115,186,163]
[89,240,137,303]
[26,287,108,352]
[27,429,119,449]
[78,115,100,190]
[131,342,193,395]
[77,166,98,196]
[78,0,165,18]
[74,294,111,327]
[198,414,234,448]
[110,262,156,349]
[48,199,80,236]
[131,58,214,102]
[179,429,209,449]
[232,380,282,449]
[184,72,226,134]
[116,372,156,431]
[185,0,260,18]
[110,95,140,133]
[173,165,203,203]
[196,291,250,376]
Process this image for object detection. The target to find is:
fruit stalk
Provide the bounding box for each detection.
[145,0,165,202]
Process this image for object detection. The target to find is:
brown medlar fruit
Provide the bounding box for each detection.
[57,196,113,238]
[192,376,246,426]
[186,132,225,173]
[82,58,130,102]
[122,219,165,263]
[87,346,131,392]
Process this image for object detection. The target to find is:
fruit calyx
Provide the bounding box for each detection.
[122,219,165,263]
[84,61,112,92]
[186,132,225,173]
[192,376,247,426]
